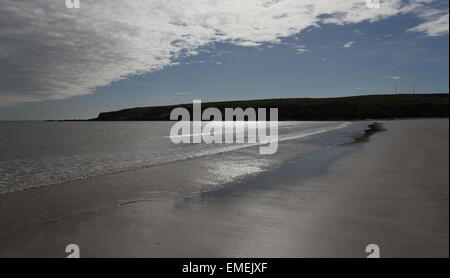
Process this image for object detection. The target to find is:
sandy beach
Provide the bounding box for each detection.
[0,119,448,258]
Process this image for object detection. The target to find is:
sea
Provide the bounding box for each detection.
[0,121,370,194]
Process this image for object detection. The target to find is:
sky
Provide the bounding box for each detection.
[0,0,448,120]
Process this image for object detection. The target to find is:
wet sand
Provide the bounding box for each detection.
[0,119,448,257]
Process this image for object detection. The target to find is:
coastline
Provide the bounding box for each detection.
[0,119,448,257]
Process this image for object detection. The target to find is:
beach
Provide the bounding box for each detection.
[0,119,448,257]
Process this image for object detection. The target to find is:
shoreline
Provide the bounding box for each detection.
[0,120,367,195]
[350,122,385,143]
[0,119,448,257]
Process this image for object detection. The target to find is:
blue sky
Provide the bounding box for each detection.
[0,0,448,120]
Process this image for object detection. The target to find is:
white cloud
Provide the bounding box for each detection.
[385,75,402,80]
[0,0,447,104]
[354,29,365,35]
[408,13,449,37]
[343,41,355,48]
[293,45,309,53]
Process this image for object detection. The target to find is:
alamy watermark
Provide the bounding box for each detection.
[65,243,80,258]
[365,243,381,258]
[67,1,380,10]
[366,0,381,9]
[169,100,279,154]
[65,0,80,9]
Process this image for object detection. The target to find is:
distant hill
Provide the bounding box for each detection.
[93,94,449,121]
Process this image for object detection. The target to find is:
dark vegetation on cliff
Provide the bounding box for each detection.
[92,94,449,121]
